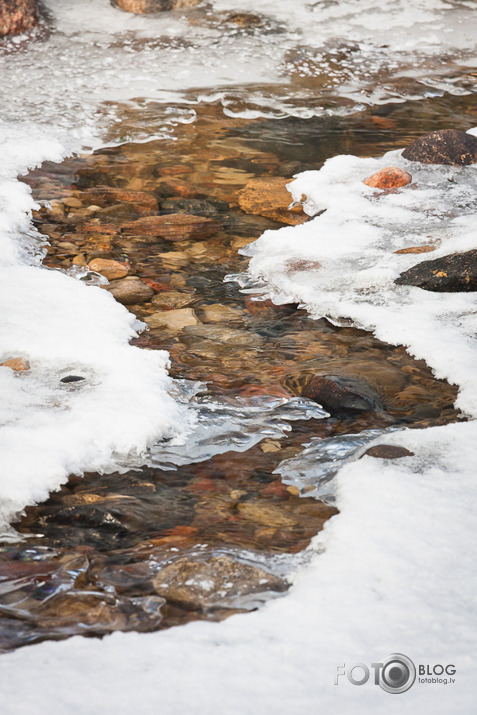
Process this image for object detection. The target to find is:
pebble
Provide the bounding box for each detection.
[88,258,129,280]
[363,166,412,189]
[106,277,154,305]
[146,308,199,331]
[0,357,30,372]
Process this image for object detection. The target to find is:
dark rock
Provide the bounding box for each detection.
[396,250,477,292]
[159,197,229,218]
[0,0,37,37]
[402,129,477,165]
[300,375,384,416]
[60,375,85,383]
[361,444,414,459]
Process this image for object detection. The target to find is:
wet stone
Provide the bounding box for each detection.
[361,444,415,459]
[60,375,85,383]
[237,177,308,225]
[299,375,384,416]
[363,166,412,189]
[402,129,477,165]
[122,213,222,241]
[146,308,200,331]
[113,0,201,13]
[106,276,155,304]
[395,250,477,292]
[160,197,230,217]
[152,554,287,611]
[88,258,129,280]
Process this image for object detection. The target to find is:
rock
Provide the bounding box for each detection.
[88,258,129,281]
[402,129,477,165]
[106,277,154,304]
[237,177,307,226]
[121,214,222,241]
[156,251,190,269]
[60,376,85,383]
[152,555,286,611]
[0,0,37,37]
[361,444,414,459]
[0,357,30,371]
[146,308,199,331]
[300,375,384,415]
[160,198,229,218]
[395,250,477,292]
[151,290,196,310]
[81,188,157,214]
[198,303,244,324]
[113,0,201,14]
[394,245,436,255]
[363,166,412,189]
[62,197,83,209]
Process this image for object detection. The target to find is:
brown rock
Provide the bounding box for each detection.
[62,197,83,209]
[402,129,477,165]
[0,0,37,36]
[152,555,286,611]
[151,290,196,310]
[363,166,412,189]
[394,245,436,255]
[81,188,157,215]
[113,0,201,13]
[106,277,154,305]
[146,308,199,331]
[237,177,308,225]
[361,444,415,459]
[0,357,30,372]
[122,214,221,241]
[301,375,384,415]
[395,250,477,292]
[88,258,129,280]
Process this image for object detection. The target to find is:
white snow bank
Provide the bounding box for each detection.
[0,420,475,714]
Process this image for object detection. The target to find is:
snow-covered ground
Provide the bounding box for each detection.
[0,0,476,712]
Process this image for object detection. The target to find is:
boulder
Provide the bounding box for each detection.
[0,0,37,37]
[402,129,477,165]
[395,250,477,292]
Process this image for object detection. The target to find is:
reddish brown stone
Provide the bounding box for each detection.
[121,213,222,241]
[0,0,37,37]
[81,188,157,214]
[1,357,30,371]
[364,167,412,190]
[394,245,436,255]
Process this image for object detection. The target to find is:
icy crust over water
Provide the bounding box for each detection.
[0,136,192,537]
[1,0,477,135]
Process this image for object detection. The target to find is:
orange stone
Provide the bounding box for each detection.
[88,258,129,280]
[363,166,412,190]
[394,245,436,255]
[1,357,30,371]
[237,177,308,225]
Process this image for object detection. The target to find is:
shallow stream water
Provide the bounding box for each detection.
[0,90,469,651]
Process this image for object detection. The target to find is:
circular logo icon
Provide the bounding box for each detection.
[378,653,416,694]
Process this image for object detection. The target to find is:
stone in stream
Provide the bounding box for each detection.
[0,0,37,36]
[0,357,30,371]
[299,375,384,416]
[152,555,287,611]
[159,197,230,218]
[361,444,415,459]
[88,258,129,281]
[113,0,201,13]
[402,129,477,165]
[121,213,222,241]
[363,166,412,190]
[395,250,477,292]
[81,188,158,214]
[237,177,308,226]
[106,276,155,304]
[146,308,199,331]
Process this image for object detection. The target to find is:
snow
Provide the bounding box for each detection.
[0,0,476,712]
